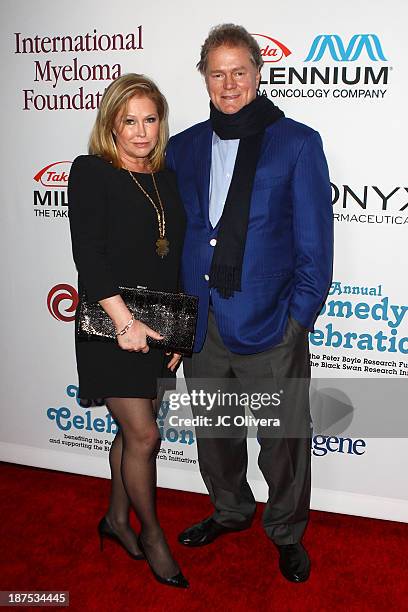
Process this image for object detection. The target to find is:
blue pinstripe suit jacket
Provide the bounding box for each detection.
[166,117,333,354]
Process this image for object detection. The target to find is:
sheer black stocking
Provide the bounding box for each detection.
[106,397,179,578]
[105,428,142,557]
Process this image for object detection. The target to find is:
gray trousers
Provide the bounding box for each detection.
[183,310,312,545]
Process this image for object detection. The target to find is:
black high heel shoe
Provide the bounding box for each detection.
[98,517,144,560]
[137,536,189,589]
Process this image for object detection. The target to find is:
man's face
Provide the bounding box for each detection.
[205,44,260,114]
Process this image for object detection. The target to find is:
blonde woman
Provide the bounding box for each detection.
[68,74,188,588]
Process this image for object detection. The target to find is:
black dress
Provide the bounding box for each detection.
[68,155,186,399]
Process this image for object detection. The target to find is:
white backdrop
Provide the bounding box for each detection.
[1,0,407,522]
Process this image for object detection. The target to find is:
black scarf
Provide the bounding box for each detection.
[209,94,284,298]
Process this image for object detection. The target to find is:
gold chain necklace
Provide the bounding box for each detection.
[126,169,169,258]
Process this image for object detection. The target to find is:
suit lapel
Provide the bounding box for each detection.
[193,122,212,230]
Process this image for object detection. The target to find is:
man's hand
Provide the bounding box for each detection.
[166,352,182,371]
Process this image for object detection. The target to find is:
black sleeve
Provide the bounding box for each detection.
[68,155,120,302]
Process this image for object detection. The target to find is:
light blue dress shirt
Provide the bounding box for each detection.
[209,133,239,228]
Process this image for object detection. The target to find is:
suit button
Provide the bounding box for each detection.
[210,238,217,246]
[204,274,209,281]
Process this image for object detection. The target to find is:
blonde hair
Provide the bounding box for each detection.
[89,73,169,171]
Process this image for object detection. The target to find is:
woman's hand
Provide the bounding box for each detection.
[98,295,162,353]
[166,352,182,371]
[117,319,163,353]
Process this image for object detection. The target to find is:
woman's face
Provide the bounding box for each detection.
[113,95,160,165]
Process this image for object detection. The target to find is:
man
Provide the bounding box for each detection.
[166,24,333,583]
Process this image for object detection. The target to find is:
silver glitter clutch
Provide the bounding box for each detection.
[77,286,198,355]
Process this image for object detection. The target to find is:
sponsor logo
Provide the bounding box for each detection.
[33,160,71,218]
[47,385,118,453]
[16,28,143,111]
[46,388,195,458]
[251,34,291,62]
[331,182,408,226]
[259,32,391,101]
[312,435,366,456]
[305,34,387,62]
[47,284,78,322]
[33,161,71,187]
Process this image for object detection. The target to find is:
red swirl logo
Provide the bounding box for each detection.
[47,284,79,322]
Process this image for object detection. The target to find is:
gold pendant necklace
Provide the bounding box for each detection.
[126,169,170,258]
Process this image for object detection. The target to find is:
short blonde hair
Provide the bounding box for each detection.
[89,73,168,172]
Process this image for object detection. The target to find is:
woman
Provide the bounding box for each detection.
[68,74,188,588]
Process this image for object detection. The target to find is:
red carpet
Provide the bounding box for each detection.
[1,462,407,611]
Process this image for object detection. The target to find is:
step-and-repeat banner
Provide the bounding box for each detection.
[1,0,407,522]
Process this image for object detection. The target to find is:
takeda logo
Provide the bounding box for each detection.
[251,34,291,62]
[33,160,71,218]
[33,161,71,187]
[47,284,78,322]
[305,34,387,62]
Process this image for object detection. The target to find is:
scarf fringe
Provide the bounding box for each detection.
[209,265,241,299]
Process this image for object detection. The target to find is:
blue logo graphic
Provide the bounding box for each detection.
[47,385,118,434]
[46,385,195,445]
[305,34,387,62]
